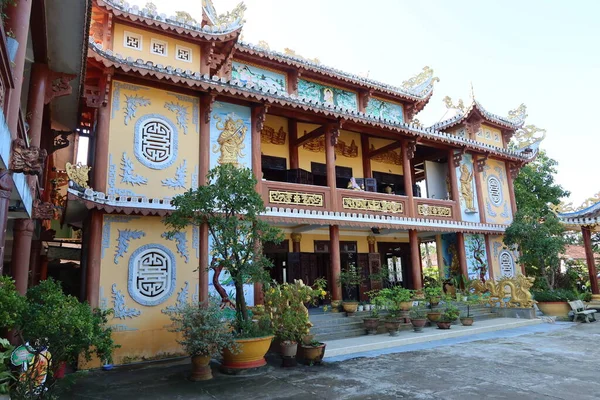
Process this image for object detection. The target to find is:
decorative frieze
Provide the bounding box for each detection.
[161,160,187,189]
[9,139,47,176]
[32,200,56,220]
[112,283,141,319]
[261,126,286,145]
[417,204,452,218]
[164,101,189,134]
[269,190,324,207]
[342,197,403,214]
[120,152,148,185]
[161,231,189,263]
[123,94,150,125]
[114,229,146,264]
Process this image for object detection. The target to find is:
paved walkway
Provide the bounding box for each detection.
[64,320,600,399]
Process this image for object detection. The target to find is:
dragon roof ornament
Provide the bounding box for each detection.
[443,96,465,112]
[401,66,440,97]
[512,124,546,152]
[550,192,600,218]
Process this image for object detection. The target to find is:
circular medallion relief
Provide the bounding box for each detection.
[128,244,176,306]
[134,114,178,170]
[499,250,515,277]
[487,175,503,206]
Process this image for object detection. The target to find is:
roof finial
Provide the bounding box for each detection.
[469,82,475,100]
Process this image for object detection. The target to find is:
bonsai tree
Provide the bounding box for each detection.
[164,164,283,332]
[440,302,460,322]
[423,285,443,305]
[337,266,365,302]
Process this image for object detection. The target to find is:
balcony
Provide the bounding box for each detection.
[337,189,408,217]
[413,198,457,220]
[262,180,332,212]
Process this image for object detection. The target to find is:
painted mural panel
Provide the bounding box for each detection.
[456,152,479,223]
[440,233,459,279]
[231,61,286,92]
[298,79,358,111]
[208,236,254,308]
[464,234,489,280]
[108,81,200,199]
[480,159,513,225]
[365,97,404,123]
[209,101,252,169]
[476,124,503,147]
[97,215,198,365]
[489,235,519,278]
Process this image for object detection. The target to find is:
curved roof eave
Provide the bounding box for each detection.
[430,100,524,132]
[88,41,535,164]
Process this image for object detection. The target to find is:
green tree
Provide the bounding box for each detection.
[163,164,283,329]
[504,151,569,289]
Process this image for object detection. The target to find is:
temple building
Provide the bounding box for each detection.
[0,0,546,365]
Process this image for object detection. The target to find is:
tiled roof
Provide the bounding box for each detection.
[430,100,525,131]
[89,40,538,163]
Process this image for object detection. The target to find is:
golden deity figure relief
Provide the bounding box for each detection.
[459,163,476,213]
[212,113,247,167]
[65,162,91,189]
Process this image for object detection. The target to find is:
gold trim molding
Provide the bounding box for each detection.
[342,197,403,214]
[269,190,324,207]
[417,204,452,217]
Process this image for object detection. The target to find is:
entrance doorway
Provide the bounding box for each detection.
[377,242,411,288]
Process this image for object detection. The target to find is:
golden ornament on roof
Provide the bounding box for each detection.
[215,2,247,25]
[508,103,528,123]
[257,40,270,50]
[65,162,91,189]
[513,124,546,150]
[443,96,465,112]
[401,66,439,91]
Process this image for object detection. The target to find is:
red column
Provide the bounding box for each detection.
[325,127,338,210]
[253,239,264,306]
[92,102,110,192]
[291,233,302,253]
[198,94,212,304]
[402,141,414,217]
[484,235,494,281]
[447,149,461,217]
[456,232,468,280]
[86,210,103,307]
[505,161,518,218]
[582,226,599,296]
[288,119,298,170]
[0,171,12,275]
[473,155,486,223]
[367,234,376,253]
[29,239,41,286]
[26,63,48,147]
[5,0,33,135]
[329,225,341,301]
[11,219,34,295]
[409,229,423,289]
[251,105,263,193]
[361,135,372,179]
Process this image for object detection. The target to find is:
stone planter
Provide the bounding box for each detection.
[342,301,359,314]
[537,301,571,318]
[411,318,427,332]
[427,311,442,322]
[436,321,452,329]
[399,301,413,311]
[300,343,326,365]
[363,317,380,335]
[385,319,402,336]
[221,335,274,371]
[280,341,298,358]
[357,305,364,312]
[190,355,212,381]
[460,317,474,326]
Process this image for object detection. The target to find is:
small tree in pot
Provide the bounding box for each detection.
[167,298,237,381]
[337,267,365,314]
[437,302,460,329]
[409,304,428,332]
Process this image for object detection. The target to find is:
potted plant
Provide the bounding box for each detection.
[437,302,460,329]
[358,302,364,312]
[167,298,237,381]
[460,298,479,326]
[362,290,381,335]
[165,165,283,372]
[337,266,365,314]
[393,287,415,311]
[409,304,428,332]
[424,285,443,307]
[301,340,326,365]
[0,338,14,398]
[376,289,404,336]
[533,289,577,319]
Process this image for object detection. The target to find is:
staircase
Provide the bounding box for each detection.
[310,304,500,342]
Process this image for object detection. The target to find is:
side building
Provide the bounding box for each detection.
[65,0,544,365]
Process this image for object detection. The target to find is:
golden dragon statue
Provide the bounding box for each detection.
[470,274,536,308]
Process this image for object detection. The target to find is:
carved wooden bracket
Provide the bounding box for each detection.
[466,117,483,138]
[406,140,417,160]
[404,104,416,122]
[254,104,270,132]
[508,162,520,180]
[502,130,514,146]
[475,154,488,173]
[45,70,77,104]
[328,122,343,146]
[33,199,55,220]
[202,92,218,124]
[359,89,373,111]
[9,139,47,176]
[52,130,72,153]
[453,148,466,165]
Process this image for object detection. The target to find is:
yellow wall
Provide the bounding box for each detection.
[479,158,513,225]
[296,232,408,253]
[488,234,520,278]
[476,124,503,147]
[107,80,199,199]
[368,137,404,176]
[297,124,363,178]
[113,23,200,72]
[261,114,289,168]
[97,216,198,365]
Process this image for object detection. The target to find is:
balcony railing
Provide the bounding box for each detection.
[413,198,457,220]
[337,189,408,217]
[262,180,332,211]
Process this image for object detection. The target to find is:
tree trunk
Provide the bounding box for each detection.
[235,278,248,325]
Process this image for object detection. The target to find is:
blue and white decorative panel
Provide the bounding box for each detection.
[207,236,254,307]
[499,250,516,277]
[134,114,178,170]
[365,98,404,123]
[298,79,358,111]
[231,61,286,92]
[440,233,458,279]
[128,243,177,306]
[487,175,503,206]
[464,234,489,281]
[455,152,479,223]
[209,102,252,169]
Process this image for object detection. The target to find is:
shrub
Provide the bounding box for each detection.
[409,304,427,320]
[0,276,25,330]
[440,302,460,322]
[532,289,577,302]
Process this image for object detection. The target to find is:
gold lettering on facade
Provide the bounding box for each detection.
[261,126,286,145]
[417,204,452,217]
[269,190,324,207]
[342,197,403,214]
[303,137,358,158]
[213,114,247,167]
[369,144,402,165]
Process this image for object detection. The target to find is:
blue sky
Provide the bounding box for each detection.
[137,0,599,205]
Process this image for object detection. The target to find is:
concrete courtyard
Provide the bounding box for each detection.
[65,321,600,399]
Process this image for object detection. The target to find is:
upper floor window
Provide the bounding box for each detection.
[175,45,192,63]
[124,31,142,51]
[150,38,168,57]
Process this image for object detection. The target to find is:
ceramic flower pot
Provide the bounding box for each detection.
[221,335,274,371]
[385,319,401,336]
[300,343,326,365]
[429,297,440,307]
[399,301,413,311]
[436,321,452,329]
[358,305,364,312]
[460,317,474,326]
[280,341,298,358]
[536,302,570,318]
[411,318,427,332]
[190,355,212,381]
[363,317,380,335]
[427,311,442,322]
[342,301,359,314]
